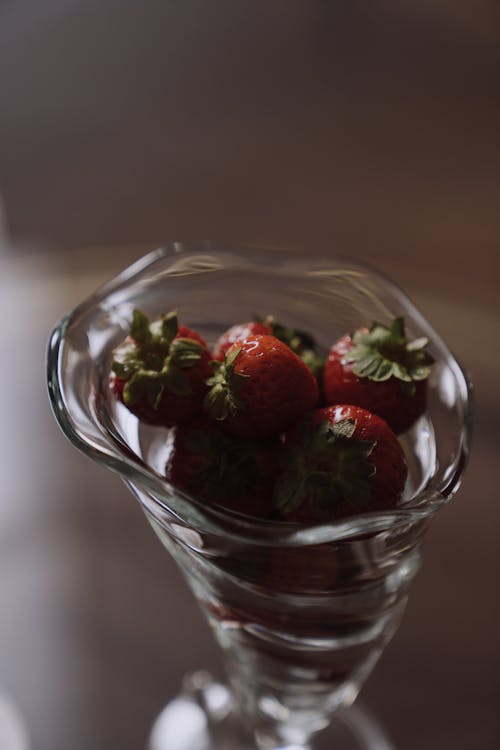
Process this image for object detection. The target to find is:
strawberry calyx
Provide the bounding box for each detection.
[179,427,272,500]
[204,347,249,420]
[111,309,206,408]
[345,317,434,396]
[258,315,325,378]
[274,417,376,521]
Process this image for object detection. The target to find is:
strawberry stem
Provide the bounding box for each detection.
[345,316,434,394]
[112,309,205,408]
[274,418,376,520]
[204,347,248,420]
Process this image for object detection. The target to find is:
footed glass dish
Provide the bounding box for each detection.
[47,243,472,749]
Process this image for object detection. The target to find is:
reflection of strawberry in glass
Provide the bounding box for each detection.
[266,545,339,593]
[323,317,434,433]
[110,310,211,427]
[166,420,280,519]
[274,404,408,523]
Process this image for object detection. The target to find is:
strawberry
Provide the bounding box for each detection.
[213,321,272,360]
[166,420,279,518]
[204,335,319,438]
[258,315,325,379]
[110,309,211,427]
[274,404,407,523]
[213,316,325,379]
[323,317,434,433]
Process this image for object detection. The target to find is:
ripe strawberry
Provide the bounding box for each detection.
[213,321,272,360]
[110,309,211,427]
[323,317,434,433]
[258,315,325,379]
[204,335,319,438]
[166,420,279,518]
[213,316,325,379]
[274,404,407,523]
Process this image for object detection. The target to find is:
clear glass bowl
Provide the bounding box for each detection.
[47,243,472,750]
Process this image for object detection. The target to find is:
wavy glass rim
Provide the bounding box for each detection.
[47,244,473,546]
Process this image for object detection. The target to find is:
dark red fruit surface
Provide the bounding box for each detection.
[205,335,319,439]
[166,420,279,519]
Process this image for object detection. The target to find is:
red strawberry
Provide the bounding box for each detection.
[166,420,279,519]
[214,316,325,379]
[213,321,271,360]
[323,317,434,433]
[274,404,407,523]
[258,315,325,379]
[110,309,211,427]
[204,335,319,438]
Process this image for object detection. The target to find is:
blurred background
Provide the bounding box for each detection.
[0,2,498,749]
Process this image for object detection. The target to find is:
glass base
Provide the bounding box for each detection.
[149,672,394,750]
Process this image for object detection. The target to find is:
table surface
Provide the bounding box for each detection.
[0,4,499,749]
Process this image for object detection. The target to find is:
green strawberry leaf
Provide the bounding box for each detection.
[203,383,245,420]
[225,346,243,369]
[300,349,326,378]
[163,365,191,396]
[111,361,129,379]
[261,315,316,352]
[123,372,146,406]
[204,384,232,420]
[390,316,406,342]
[160,310,179,344]
[130,309,151,344]
[179,427,272,501]
[204,348,248,421]
[274,469,307,515]
[405,345,434,380]
[334,435,376,507]
[146,378,166,409]
[112,309,208,411]
[274,418,377,520]
[406,336,429,352]
[345,316,434,392]
[169,337,204,368]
